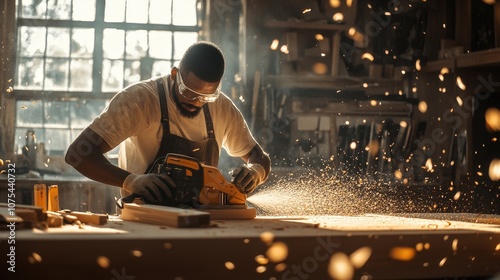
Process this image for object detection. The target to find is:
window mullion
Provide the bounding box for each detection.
[93,0,106,95]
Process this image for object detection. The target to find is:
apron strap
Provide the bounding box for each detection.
[202,104,215,139]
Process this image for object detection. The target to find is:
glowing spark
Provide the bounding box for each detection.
[332,13,344,22]
[440,67,449,75]
[418,101,428,113]
[485,108,500,131]
[275,263,287,272]
[438,74,444,81]
[363,83,368,88]
[389,247,416,261]
[280,45,289,54]
[361,53,374,61]
[370,100,377,106]
[97,256,110,268]
[260,231,274,245]
[270,39,279,50]
[329,0,341,8]
[488,159,500,181]
[456,76,466,90]
[452,239,458,252]
[350,247,372,268]
[255,255,269,265]
[346,0,353,7]
[400,121,408,128]
[425,158,433,171]
[439,257,447,267]
[131,250,142,257]
[415,59,421,71]
[315,34,324,41]
[7,86,13,93]
[28,252,43,264]
[225,261,235,270]
[266,242,288,263]
[350,142,357,150]
[495,243,500,251]
[415,243,424,251]
[456,96,463,106]
[302,8,312,14]
[256,266,266,273]
[328,253,354,280]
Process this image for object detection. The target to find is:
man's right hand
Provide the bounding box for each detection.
[122,173,176,204]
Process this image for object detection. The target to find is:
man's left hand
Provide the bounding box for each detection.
[231,163,266,194]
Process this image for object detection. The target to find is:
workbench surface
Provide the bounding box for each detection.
[2,213,500,280]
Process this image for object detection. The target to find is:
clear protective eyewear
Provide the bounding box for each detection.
[176,71,221,102]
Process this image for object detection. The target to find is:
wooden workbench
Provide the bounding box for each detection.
[1,213,499,280]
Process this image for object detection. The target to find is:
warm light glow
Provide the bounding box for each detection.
[270,39,279,50]
[485,108,500,131]
[453,191,461,201]
[302,8,312,14]
[415,59,421,71]
[389,247,416,261]
[418,101,428,113]
[456,76,466,90]
[313,63,328,75]
[440,67,449,75]
[280,45,289,54]
[260,231,274,245]
[488,159,500,181]
[370,100,377,106]
[425,158,433,171]
[315,34,324,41]
[361,53,374,61]
[328,253,354,280]
[332,13,344,22]
[266,242,288,263]
[97,256,110,268]
[225,262,235,270]
[350,247,372,269]
[456,96,463,106]
[329,0,341,8]
[439,257,447,267]
[346,0,353,7]
[255,255,269,265]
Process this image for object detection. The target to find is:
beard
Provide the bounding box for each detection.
[172,86,203,119]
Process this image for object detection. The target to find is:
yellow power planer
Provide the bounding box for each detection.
[117,153,251,211]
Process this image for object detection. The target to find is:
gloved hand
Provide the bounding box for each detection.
[122,173,176,204]
[231,163,266,194]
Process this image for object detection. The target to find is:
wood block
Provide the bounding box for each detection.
[33,184,47,212]
[48,185,59,212]
[121,203,210,228]
[203,208,256,220]
[69,211,107,225]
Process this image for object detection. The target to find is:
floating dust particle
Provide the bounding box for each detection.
[224,262,235,270]
[389,247,416,261]
[275,263,287,272]
[266,242,288,263]
[439,257,447,267]
[256,266,266,273]
[28,252,42,264]
[452,239,459,252]
[328,252,354,280]
[131,250,142,257]
[255,255,269,265]
[259,231,274,245]
[350,246,372,269]
[97,256,110,268]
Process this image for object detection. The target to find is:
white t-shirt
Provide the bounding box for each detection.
[89,75,257,174]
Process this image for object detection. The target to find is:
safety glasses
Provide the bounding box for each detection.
[176,70,221,102]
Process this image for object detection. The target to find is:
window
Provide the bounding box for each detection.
[14,0,201,155]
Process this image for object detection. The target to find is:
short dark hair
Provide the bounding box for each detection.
[179,41,225,82]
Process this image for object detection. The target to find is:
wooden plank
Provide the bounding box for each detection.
[121,203,210,228]
[203,208,256,220]
[61,211,108,225]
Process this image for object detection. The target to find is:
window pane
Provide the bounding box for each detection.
[17,58,44,89]
[70,59,93,91]
[173,0,197,26]
[15,128,45,155]
[126,0,148,23]
[73,0,96,21]
[47,0,71,20]
[125,30,148,59]
[149,0,172,24]
[47,27,70,57]
[17,100,43,127]
[173,32,198,60]
[18,26,46,57]
[45,58,69,90]
[105,0,126,22]
[20,0,47,19]
[149,31,172,59]
[103,29,125,59]
[102,59,124,92]
[70,100,106,128]
[45,128,70,154]
[45,101,70,126]
[124,60,141,86]
[71,28,95,58]
[152,60,171,77]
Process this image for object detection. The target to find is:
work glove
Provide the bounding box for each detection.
[122,173,176,204]
[231,163,266,194]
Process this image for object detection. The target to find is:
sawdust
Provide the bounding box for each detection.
[247,166,448,216]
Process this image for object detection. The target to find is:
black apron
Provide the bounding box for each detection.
[146,76,220,173]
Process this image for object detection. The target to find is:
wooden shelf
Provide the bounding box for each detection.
[265,74,403,91]
[422,48,500,72]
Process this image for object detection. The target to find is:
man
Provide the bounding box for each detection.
[65,41,271,206]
